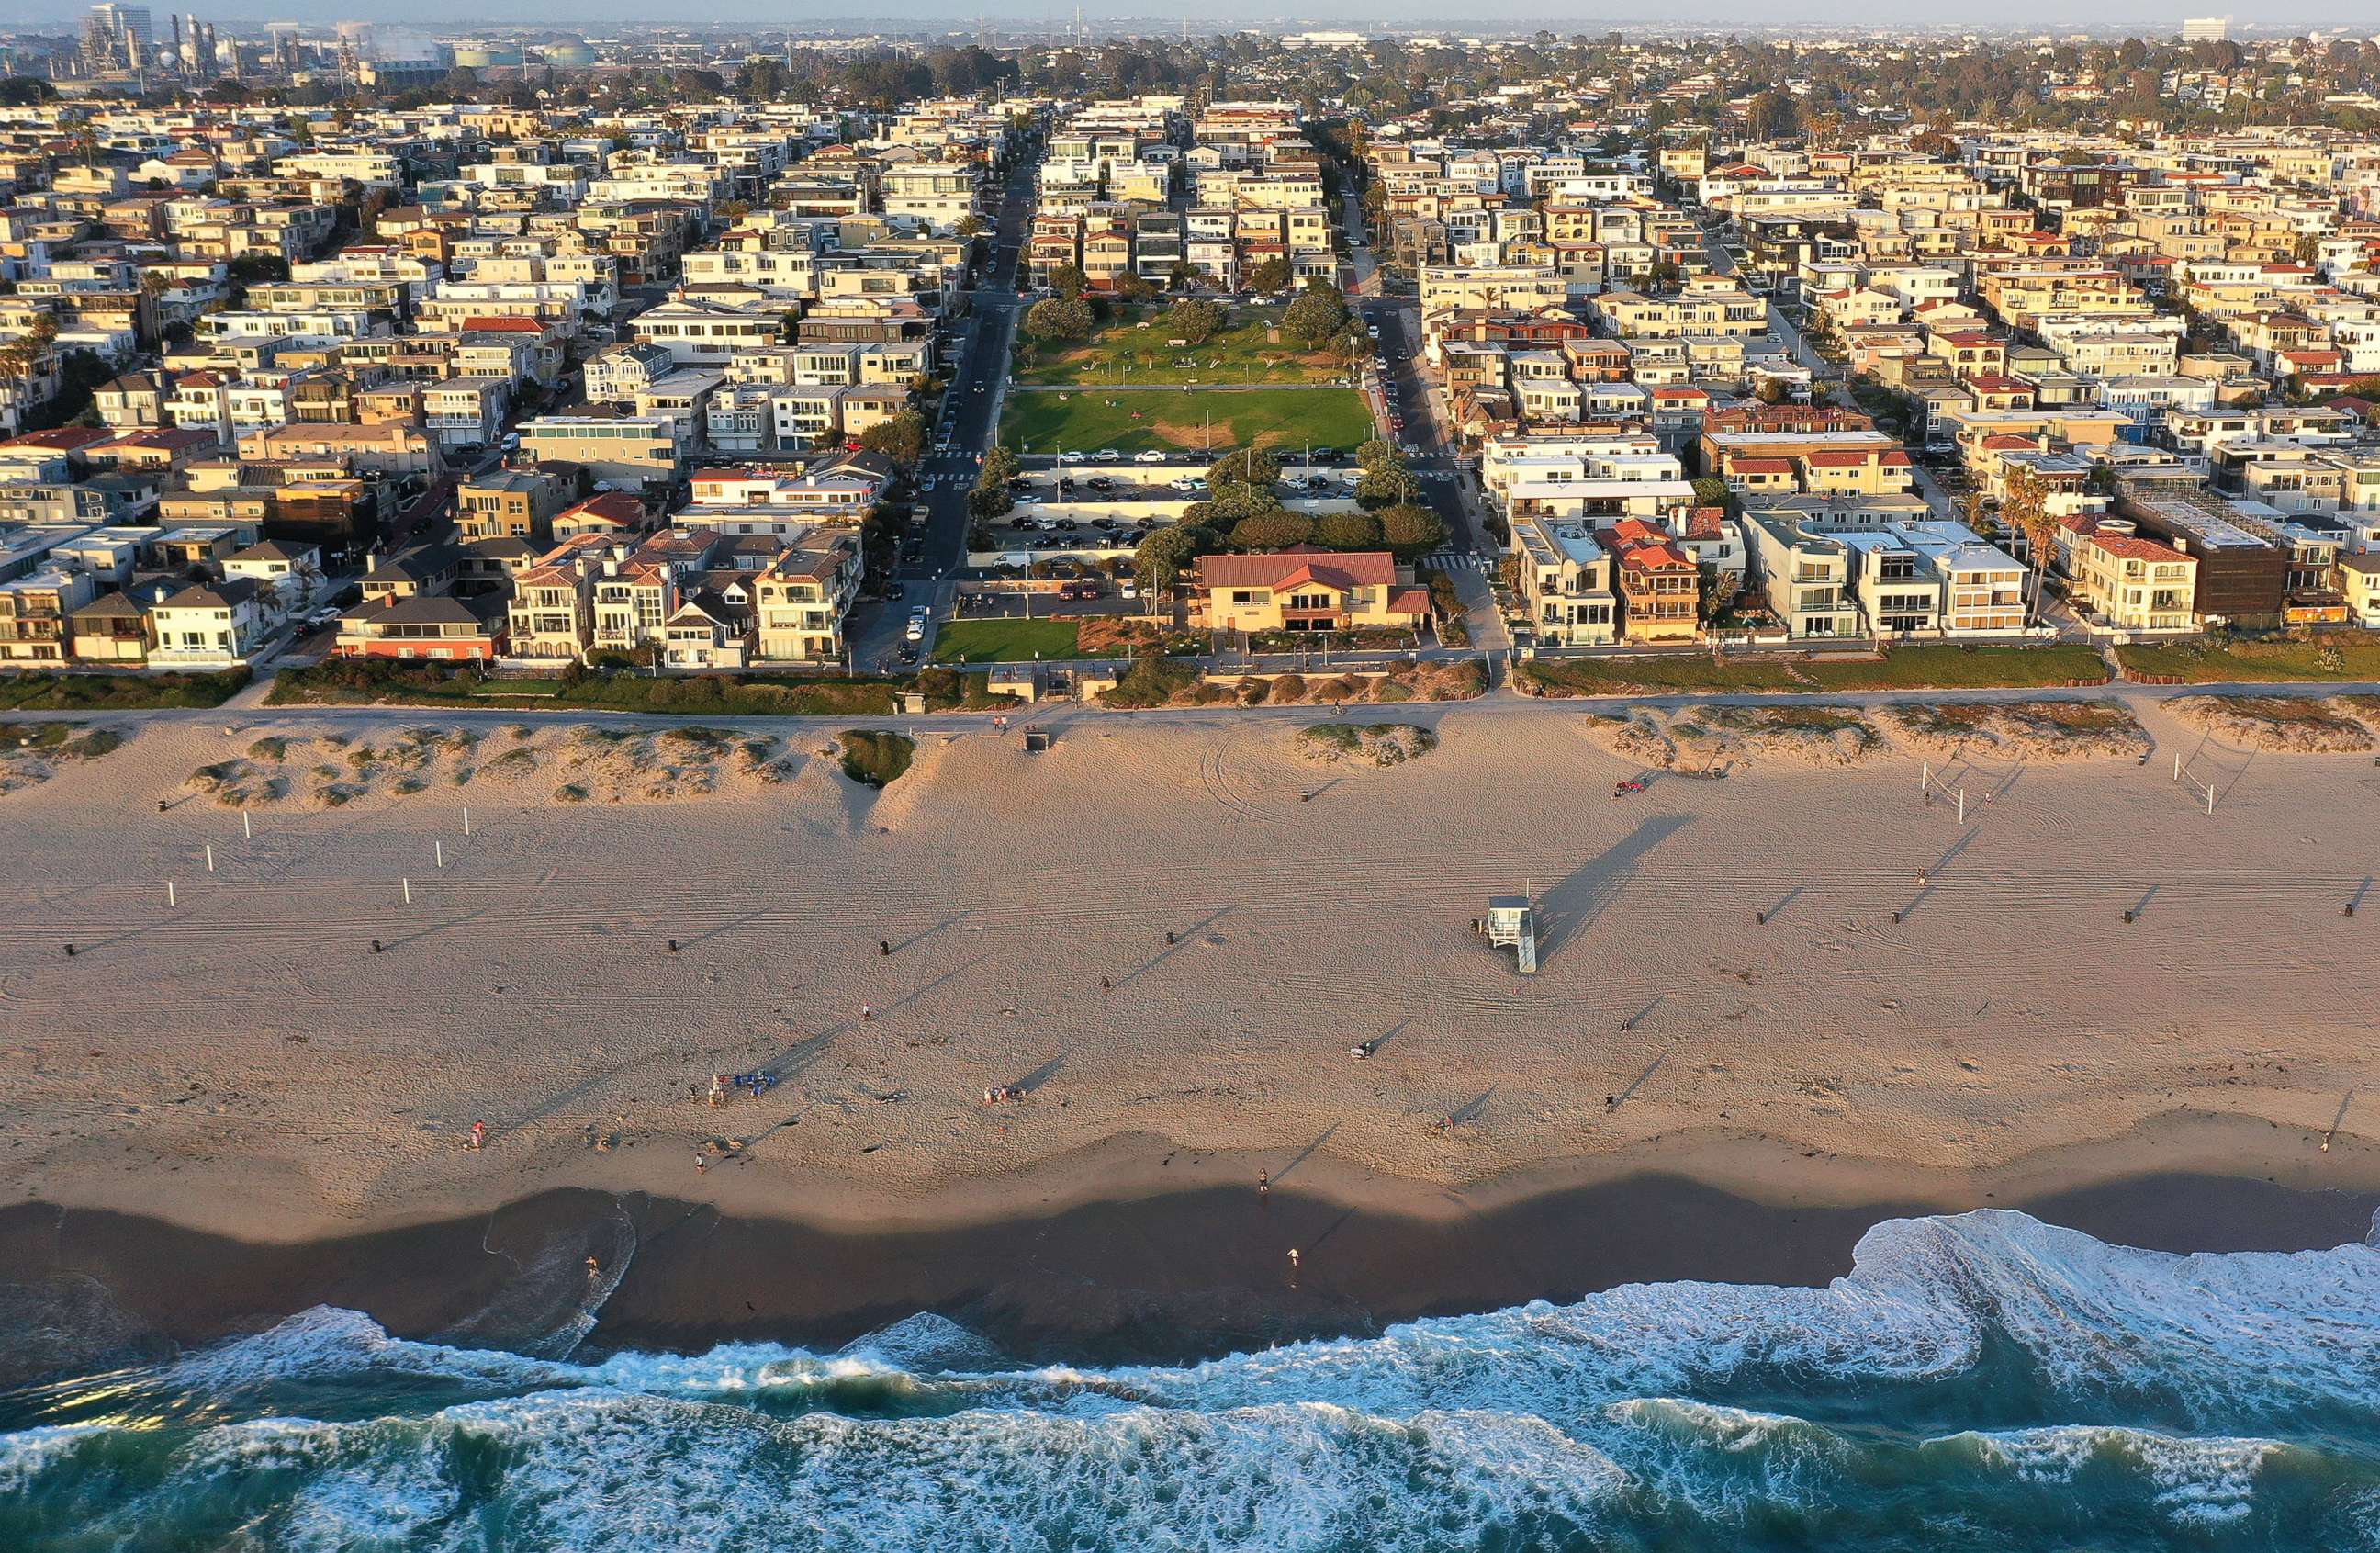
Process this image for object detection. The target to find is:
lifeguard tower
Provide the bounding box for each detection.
[1481,895,1539,973]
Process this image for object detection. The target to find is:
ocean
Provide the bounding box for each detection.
[5,1208,2378,1550]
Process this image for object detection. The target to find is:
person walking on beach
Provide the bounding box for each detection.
[708,1074,725,1108]
[466,1120,485,1151]
[860,1003,874,1022]
[694,1153,707,1174]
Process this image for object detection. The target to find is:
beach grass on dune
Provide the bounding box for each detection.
[999,386,1375,456]
[2116,634,2380,684]
[930,619,1083,664]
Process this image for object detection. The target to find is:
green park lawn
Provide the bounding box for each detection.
[931,619,1084,664]
[999,386,1376,457]
[1015,305,1353,386]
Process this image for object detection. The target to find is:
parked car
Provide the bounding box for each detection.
[1169,477,1201,492]
[1086,476,1114,491]
[1132,449,1167,464]
[1014,493,1042,505]
[1312,447,1341,462]
[1120,582,1139,600]
[1057,477,1077,490]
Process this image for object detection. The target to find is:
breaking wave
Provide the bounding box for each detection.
[5,1210,2380,1550]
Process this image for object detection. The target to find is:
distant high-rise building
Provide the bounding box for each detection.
[2180,17,2230,41]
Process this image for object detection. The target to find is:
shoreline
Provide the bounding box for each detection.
[4,1120,2374,1386]
[6,1101,2374,1247]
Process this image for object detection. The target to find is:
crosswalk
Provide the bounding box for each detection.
[1422,550,1489,573]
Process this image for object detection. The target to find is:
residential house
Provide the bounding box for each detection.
[1600,520,1700,644]
[149,579,268,666]
[1191,548,1432,635]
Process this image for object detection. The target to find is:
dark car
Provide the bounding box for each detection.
[885,582,906,602]
[1312,447,1341,462]
[895,646,921,665]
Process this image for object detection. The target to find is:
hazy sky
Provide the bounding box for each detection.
[12,1,2376,36]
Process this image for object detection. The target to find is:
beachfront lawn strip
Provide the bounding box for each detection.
[1016,305,1349,386]
[271,661,899,716]
[1000,386,1375,456]
[1801,643,2108,691]
[931,619,1083,664]
[0,669,251,710]
[2116,635,2380,684]
[1523,644,2108,697]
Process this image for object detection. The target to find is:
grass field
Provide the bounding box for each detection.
[2116,635,2380,684]
[931,619,1083,664]
[1000,387,1375,456]
[1015,305,1350,387]
[1521,643,2110,697]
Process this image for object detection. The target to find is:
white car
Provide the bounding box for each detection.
[904,617,926,642]
[1091,447,1122,460]
[1013,493,1042,505]
[1132,449,1167,464]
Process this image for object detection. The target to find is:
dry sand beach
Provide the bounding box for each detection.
[3,689,2377,1268]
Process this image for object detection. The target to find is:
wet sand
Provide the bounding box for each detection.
[4,1169,2373,1385]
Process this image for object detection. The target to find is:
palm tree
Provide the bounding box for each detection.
[2000,467,2060,624]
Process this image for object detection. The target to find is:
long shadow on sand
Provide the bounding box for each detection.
[1533,815,1690,963]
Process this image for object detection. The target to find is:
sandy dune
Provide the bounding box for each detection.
[0,693,2372,1242]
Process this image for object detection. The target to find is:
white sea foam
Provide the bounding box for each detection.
[0,1424,103,1495]
[1958,1424,2283,1525]
[1898,1210,2380,1421]
[164,1305,578,1393]
[426,1391,1627,1551]
[138,1210,2380,1432]
[1596,1397,1853,1519]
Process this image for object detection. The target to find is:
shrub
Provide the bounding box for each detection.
[57,729,124,759]
[1269,671,1308,701]
[1101,658,1197,708]
[837,730,915,787]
